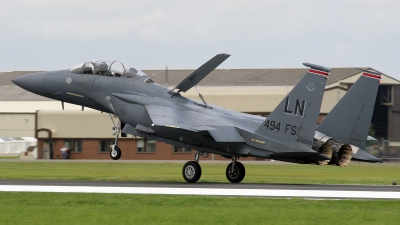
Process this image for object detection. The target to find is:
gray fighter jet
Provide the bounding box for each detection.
[11,54,381,183]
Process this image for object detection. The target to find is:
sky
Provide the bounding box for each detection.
[1,0,400,79]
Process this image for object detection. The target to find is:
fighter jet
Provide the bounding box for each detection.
[11,54,379,183]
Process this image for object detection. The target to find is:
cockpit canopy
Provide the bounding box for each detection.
[69,59,146,78]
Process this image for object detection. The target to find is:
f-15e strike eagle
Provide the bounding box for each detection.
[12,54,382,183]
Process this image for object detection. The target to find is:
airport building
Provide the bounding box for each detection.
[1,67,399,160]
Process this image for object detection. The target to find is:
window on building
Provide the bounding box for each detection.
[64,140,72,149]
[146,140,156,152]
[75,140,83,152]
[136,139,156,153]
[64,140,83,152]
[137,140,145,152]
[173,146,192,153]
[380,85,392,105]
[99,140,114,152]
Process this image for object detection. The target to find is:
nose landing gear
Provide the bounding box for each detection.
[109,114,122,160]
[110,144,122,160]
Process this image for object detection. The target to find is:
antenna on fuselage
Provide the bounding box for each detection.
[165,65,168,88]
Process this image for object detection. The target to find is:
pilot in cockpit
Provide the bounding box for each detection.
[96,62,109,75]
[82,61,95,74]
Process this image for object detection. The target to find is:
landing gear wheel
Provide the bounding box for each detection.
[182,161,202,183]
[226,162,245,183]
[110,145,122,160]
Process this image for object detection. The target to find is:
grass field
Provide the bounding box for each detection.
[0,161,399,224]
[0,192,399,225]
[0,161,398,184]
[0,156,19,160]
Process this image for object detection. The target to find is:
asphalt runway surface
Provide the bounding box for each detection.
[0,180,399,199]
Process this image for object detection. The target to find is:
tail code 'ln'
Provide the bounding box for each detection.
[255,63,330,148]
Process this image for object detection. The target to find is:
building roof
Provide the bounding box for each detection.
[0,67,389,101]
[0,71,50,101]
[144,67,373,86]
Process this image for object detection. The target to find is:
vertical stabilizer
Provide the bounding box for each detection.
[255,63,330,149]
[317,70,382,149]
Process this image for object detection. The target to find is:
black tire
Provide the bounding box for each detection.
[182,161,202,183]
[226,162,245,183]
[110,145,122,160]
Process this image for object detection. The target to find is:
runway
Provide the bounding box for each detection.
[0,180,399,199]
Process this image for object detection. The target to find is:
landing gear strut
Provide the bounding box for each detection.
[226,157,245,183]
[182,151,202,183]
[109,114,122,160]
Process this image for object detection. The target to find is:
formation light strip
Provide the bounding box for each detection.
[67,92,84,98]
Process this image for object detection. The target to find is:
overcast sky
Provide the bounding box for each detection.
[1,0,399,79]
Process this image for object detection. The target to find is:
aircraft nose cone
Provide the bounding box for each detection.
[12,72,47,96]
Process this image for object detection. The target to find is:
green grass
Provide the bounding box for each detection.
[0,192,399,225]
[0,162,399,224]
[0,156,19,160]
[0,161,399,185]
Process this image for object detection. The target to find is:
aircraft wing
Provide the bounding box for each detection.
[145,105,245,142]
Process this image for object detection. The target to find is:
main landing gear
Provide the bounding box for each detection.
[182,152,246,183]
[226,157,245,183]
[109,114,122,160]
[182,151,202,183]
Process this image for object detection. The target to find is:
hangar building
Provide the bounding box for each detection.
[0,67,399,160]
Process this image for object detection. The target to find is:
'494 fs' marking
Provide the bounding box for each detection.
[264,120,297,136]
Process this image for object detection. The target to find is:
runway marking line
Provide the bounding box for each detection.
[0,185,399,199]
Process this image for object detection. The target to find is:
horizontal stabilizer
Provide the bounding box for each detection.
[352,149,383,163]
[172,53,230,93]
[271,152,331,161]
